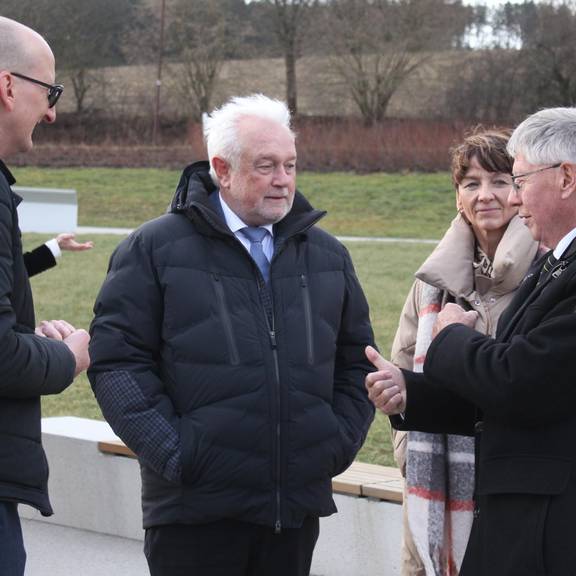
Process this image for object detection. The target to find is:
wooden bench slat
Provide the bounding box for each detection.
[97,441,404,503]
[363,480,404,503]
[331,479,363,496]
[98,440,136,458]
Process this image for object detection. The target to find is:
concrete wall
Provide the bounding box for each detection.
[21,417,402,575]
[14,187,77,234]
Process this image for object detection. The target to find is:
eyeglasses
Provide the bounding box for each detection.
[10,72,64,108]
[511,163,561,192]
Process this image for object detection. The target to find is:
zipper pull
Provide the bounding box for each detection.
[300,274,307,287]
[269,330,277,348]
[275,520,282,534]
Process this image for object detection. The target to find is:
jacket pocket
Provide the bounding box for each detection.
[179,417,203,485]
[477,455,571,496]
[212,274,240,365]
[300,274,315,365]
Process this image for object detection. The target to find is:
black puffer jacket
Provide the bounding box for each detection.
[0,161,76,515]
[89,161,375,529]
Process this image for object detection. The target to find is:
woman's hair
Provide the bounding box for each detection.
[450,127,513,189]
[507,107,576,165]
[203,93,294,184]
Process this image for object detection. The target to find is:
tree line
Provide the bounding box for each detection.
[2,0,576,126]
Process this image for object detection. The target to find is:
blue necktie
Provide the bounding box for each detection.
[241,227,270,283]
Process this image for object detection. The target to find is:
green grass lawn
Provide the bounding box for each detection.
[19,166,448,467]
[13,167,456,238]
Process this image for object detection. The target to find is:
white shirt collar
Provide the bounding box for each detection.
[218,192,274,236]
[553,227,576,259]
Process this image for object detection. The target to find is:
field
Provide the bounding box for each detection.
[13,167,456,236]
[17,167,454,467]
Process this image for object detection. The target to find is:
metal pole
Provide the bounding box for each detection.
[152,0,166,146]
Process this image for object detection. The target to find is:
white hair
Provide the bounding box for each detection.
[203,94,294,184]
[507,107,576,165]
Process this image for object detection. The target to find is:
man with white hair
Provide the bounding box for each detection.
[89,94,375,575]
[0,16,90,575]
[366,107,576,575]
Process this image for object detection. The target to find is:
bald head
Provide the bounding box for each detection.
[0,17,53,75]
[0,17,57,157]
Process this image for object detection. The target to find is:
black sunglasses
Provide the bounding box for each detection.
[10,72,64,108]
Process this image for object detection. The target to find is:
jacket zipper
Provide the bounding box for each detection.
[212,274,240,365]
[269,327,282,534]
[262,245,283,534]
[300,274,314,365]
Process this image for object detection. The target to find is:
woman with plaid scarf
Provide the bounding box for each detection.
[391,128,542,576]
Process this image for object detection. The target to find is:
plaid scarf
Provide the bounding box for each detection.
[405,282,475,575]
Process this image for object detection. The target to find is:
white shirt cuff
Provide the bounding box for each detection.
[45,238,62,259]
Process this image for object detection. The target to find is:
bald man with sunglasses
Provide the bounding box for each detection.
[0,16,89,575]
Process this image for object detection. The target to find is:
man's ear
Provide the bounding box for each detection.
[560,163,576,200]
[212,156,231,189]
[0,71,16,112]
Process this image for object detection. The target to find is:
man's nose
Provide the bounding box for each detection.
[508,186,521,206]
[43,106,56,124]
[272,166,293,186]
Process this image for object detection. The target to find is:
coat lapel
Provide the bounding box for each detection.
[497,258,542,340]
[499,240,576,341]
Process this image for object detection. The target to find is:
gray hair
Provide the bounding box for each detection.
[507,107,576,165]
[0,17,41,73]
[203,94,294,184]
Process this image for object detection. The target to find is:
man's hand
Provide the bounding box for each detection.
[64,329,91,376]
[35,320,90,376]
[56,233,94,252]
[36,319,76,340]
[432,303,478,339]
[365,345,406,415]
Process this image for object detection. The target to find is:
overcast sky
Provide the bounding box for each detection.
[463,0,532,5]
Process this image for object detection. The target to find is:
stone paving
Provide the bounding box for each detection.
[21,518,147,576]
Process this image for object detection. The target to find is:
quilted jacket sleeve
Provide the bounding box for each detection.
[330,247,375,474]
[88,232,181,482]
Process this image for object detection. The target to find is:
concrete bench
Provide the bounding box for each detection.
[14,186,78,233]
[22,417,403,575]
[99,439,404,504]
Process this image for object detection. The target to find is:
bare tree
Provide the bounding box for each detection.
[446,1,576,124]
[443,49,524,123]
[269,0,316,115]
[167,0,236,121]
[496,0,576,111]
[322,0,472,124]
[1,0,144,115]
